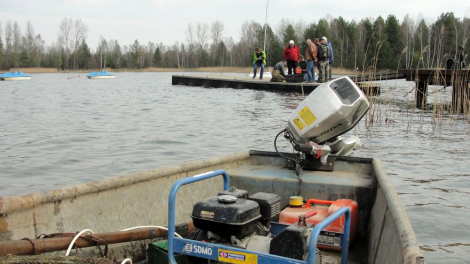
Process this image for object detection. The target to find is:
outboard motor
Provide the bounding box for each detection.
[275,76,369,169]
[274,77,369,194]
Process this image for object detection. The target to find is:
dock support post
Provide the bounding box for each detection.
[451,80,469,114]
[415,80,428,110]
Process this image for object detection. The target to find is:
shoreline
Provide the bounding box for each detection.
[2,67,359,75]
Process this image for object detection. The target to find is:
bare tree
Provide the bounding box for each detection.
[180,43,186,68]
[171,42,180,68]
[25,21,36,67]
[58,17,73,70]
[211,20,224,66]
[294,19,308,44]
[196,22,210,49]
[275,18,292,40]
[240,20,262,66]
[225,37,235,66]
[4,21,12,68]
[185,23,194,44]
[72,19,88,69]
[211,21,224,46]
[185,23,195,67]
[0,21,3,69]
[147,41,156,67]
[463,9,470,49]
[35,34,45,67]
[240,20,262,47]
[12,21,21,68]
[98,36,108,69]
[401,15,416,69]
[110,40,122,68]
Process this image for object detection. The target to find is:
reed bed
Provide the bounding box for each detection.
[355,40,470,133]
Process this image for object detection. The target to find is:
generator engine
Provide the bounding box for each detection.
[189,188,321,263]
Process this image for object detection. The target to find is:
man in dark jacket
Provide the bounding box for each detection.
[283,40,300,75]
[317,37,330,83]
[323,36,334,81]
[313,38,320,72]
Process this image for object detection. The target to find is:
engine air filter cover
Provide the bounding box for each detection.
[249,192,282,220]
[191,196,261,238]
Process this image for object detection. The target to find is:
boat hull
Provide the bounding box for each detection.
[0,77,31,81]
[0,151,423,263]
[87,75,116,79]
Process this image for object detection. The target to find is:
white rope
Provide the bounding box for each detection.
[120,225,183,238]
[65,229,94,256]
[120,258,132,264]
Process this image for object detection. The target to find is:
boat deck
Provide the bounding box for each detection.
[227,153,376,264]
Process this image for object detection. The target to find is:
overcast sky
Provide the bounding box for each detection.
[1,0,469,51]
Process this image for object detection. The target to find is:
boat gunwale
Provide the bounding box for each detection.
[371,159,424,263]
[0,151,251,214]
[0,150,424,263]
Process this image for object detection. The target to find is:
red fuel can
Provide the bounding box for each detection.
[279,198,358,251]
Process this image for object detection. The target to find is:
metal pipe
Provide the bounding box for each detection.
[0,222,194,256]
[168,169,230,264]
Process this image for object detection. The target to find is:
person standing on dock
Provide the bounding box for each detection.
[284,40,300,75]
[271,60,287,82]
[305,39,318,83]
[317,37,331,83]
[456,47,466,69]
[323,37,334,81]
[253,47,266,79]
[313,38,321,72]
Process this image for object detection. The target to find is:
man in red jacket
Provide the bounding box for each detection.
[283,40,300,75]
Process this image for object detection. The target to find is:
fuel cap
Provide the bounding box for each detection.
[218,195,237,203]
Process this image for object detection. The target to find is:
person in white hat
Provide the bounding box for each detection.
[283,40,300,75]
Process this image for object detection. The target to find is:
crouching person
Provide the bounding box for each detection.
[271,60,287,82]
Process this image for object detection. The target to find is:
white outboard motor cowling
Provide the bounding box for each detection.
[286,76,369,145]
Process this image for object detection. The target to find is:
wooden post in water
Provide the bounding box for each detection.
[400,69,470,113]
[451,71,470,114]
[415,79,428,110]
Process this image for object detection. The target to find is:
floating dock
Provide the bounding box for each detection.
[172,70,469,113]
[171,72,404,95]
[172,74,319,94]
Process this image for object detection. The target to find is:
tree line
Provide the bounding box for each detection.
[0,13,468,71]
